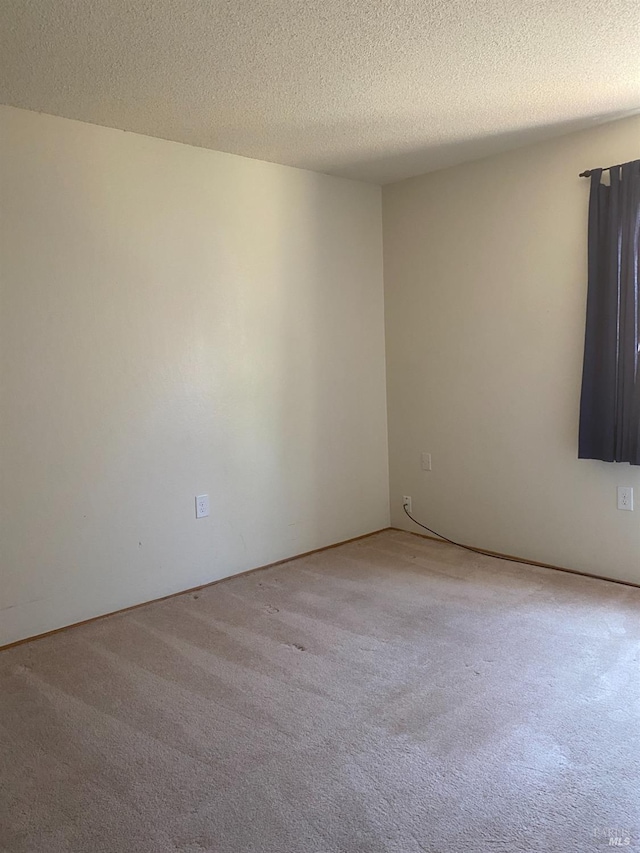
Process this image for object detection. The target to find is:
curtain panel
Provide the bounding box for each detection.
[579,160,640,463]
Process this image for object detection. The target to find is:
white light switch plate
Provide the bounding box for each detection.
[195,494,210,518]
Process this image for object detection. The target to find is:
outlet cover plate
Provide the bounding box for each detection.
[196,494,210,518]
[617,486,633,511]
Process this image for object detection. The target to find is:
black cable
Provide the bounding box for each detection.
[402,503,534,566]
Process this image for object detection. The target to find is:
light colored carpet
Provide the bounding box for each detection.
[1,529,640,852]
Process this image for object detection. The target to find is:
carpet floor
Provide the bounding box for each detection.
[1,529,640,852]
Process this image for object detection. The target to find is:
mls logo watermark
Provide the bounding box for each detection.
[593,827,633,846]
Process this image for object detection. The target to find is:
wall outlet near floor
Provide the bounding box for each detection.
[402,495,412,514]
[420,452,432,471]
[617,486,633,511]
[195,494,210,518]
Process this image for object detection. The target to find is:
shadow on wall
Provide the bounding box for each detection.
[226,166,382,559]
[226,164,387,563]
[214,164,328,561]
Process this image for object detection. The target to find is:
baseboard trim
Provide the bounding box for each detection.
[0,527,391,653]
[8,524,636,653]
[392,526,640,591]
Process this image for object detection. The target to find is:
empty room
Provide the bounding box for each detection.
[1,1,640,850]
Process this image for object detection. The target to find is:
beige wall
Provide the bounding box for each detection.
[384,115,640,584]
[0,106,389,646]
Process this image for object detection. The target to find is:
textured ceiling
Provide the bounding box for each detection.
[1,0,639,184]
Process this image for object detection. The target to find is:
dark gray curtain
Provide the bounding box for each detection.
[579,160,640,463]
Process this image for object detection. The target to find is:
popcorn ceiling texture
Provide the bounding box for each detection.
[0,0,639,183]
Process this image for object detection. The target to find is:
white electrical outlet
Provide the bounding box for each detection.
[402,495,412,514]
[195,494,210,518]
[420,452,432,471]
[617,487,634,511]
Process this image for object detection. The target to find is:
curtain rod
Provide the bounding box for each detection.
[579,161,632,178]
